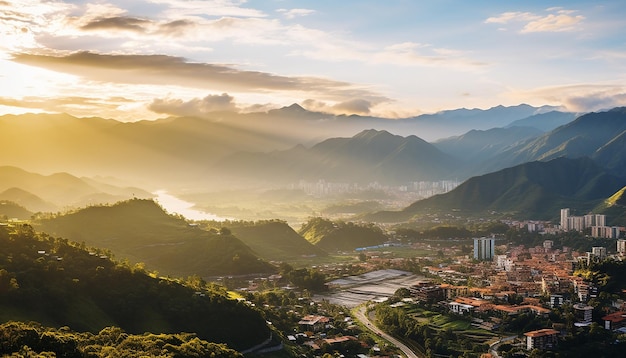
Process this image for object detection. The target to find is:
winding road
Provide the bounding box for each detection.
[354,306,422,358]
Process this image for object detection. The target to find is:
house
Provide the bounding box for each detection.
[524,328,559,350]
[298,315,330,332]
[602,311,626,330]
[449,301,474,315]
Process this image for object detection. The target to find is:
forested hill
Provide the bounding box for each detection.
[214,220,327,261]
[34,199,275,277]
[0,224,270,351]
[298,217,388,252]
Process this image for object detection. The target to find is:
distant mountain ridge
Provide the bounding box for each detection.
[0,104,575,188]
[215,129,459,184]
[0,166,151,211]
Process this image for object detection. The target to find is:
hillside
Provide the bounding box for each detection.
[0,224,270,351]
[0,187,58,213]
[479,107,626,178]
[594,186,626,226]
[0,113,295,188]
[35,199,275,277]
[0,200,33,220]
[298,217,388,252]
[367,157,626,222]
[219,220,327,261]
[0,166,152,211]
[434,126,543,163]
[215,129,459,184]
[505,111,577,132]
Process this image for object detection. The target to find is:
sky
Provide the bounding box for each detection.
[1,0,625,120]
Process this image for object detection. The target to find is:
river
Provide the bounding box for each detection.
[152,190,229,221]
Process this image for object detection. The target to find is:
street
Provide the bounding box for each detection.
[353,305,422,358]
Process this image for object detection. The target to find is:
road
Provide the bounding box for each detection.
[354,306,422,358]
[489,335,518,358]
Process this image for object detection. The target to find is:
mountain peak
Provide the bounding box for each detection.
[353,129,394,140]
[282,103,306,112]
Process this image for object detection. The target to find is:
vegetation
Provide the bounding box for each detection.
[34,199,275,277]
[201,219,327,261]
[0,322,242,358]
[0,223,269,351]
[374,302,493,358]
[299,217,387,252]
[0,200,33,220]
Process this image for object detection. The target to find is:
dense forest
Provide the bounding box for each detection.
[0,223,270,352]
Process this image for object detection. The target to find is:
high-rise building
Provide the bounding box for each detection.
[473,237,495,261]
[561,208,570,230]
[617,240,626,255]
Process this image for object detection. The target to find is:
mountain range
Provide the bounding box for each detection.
[475,107,626,178]
[0,104,577,190]
[215,129,459,184]
[2,105,625,225]
[0,166,151,212]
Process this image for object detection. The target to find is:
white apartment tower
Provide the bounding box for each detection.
[561,208,570,230]
[474,237,495,261]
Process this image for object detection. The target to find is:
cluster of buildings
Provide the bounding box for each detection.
[290,179,459,199]
[410,237,626,353]
[560,208,621,238]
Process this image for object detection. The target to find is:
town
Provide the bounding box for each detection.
[230,208,626,357]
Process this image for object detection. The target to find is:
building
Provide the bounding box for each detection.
[591,226,620,239]
[298,315,330,332]
[549,294,564,308]
[524,328,559,350]
[618,239,626,255]
[543,240,553,250]
[591,246,607,260]
[573,303,593,326]
[560,208,607,233]
[413,286,444,303]
[474,237,495,261]
[560,209,570,231]
[602,311,626,330]
[449,301,474,315]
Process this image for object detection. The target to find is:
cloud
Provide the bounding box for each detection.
[81,16,150,32]
[301,98,375,115]
[149,0,267,18]
[11,51,386,103]
[0,95,134,114]
[277,8,316,19]
[149,93,239,116]
[332,99,372,115]
[485,9,584,33]
[512,84,626,112]
[485,12,537,24]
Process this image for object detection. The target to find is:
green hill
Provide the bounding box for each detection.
[594,186,626,226]
[218,220,327,261]
[0,225,269,351]
[34,199,275,277]
[298,217,388,252]
[367,157,625,222]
